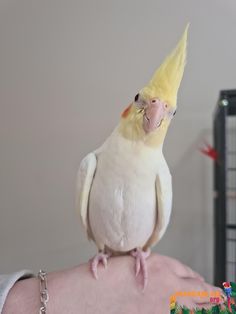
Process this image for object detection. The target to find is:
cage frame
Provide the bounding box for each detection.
[214,89,236,286]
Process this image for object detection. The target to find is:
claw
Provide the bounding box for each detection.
[131,248,151,291]
[102,255,108,268]
[90,252,111,279]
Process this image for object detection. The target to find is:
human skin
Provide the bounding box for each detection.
[2,253,222,314]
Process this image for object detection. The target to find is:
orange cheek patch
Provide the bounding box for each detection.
[121,104,132,118]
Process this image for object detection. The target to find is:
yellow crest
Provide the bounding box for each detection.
[140,24,189,108]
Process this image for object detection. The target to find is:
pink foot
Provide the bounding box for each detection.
[131,248,151,291]
[90,252,111,279]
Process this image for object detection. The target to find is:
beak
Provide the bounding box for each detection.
[143,99,166,133]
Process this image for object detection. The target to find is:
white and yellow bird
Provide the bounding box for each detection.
[76,25,188,290]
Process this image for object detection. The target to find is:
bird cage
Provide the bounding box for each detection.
[214,90,236,286]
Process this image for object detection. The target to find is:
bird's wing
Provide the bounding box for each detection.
[76,152,97,240]
[144,160,172,249]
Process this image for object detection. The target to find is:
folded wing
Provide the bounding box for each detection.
[76,153,97,240]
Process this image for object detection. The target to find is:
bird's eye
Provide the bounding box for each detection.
[134,93,139,102]
[134,93,146,109]
[151,99,157,104]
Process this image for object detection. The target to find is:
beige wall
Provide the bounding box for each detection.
[1,0,236,283]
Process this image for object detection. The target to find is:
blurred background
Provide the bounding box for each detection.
[0,0,236,284]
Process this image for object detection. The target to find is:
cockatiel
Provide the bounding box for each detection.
[76,25,189,290]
